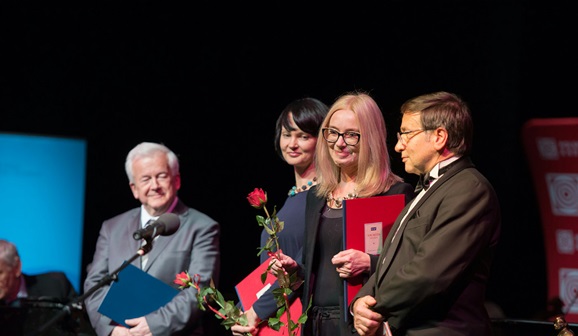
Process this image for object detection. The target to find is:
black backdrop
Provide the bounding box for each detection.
[2,1,577,330]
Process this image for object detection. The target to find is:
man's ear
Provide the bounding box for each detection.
[432,127,448,151]
[15,258,22,278]
[130,183,139,199]
[174,174,181,191]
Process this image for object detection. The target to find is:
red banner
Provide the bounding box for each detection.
[522,118,578,322]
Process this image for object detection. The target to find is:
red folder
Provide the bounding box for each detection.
[342,195,405,312]
[235,255,302,336]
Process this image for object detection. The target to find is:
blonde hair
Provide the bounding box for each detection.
[315,92,402,198]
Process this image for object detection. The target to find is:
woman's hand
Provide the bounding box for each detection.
[231,307,260,336]
[269,251,298,276]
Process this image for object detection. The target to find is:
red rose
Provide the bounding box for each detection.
[174,271,192,289]
[247,188,267,209]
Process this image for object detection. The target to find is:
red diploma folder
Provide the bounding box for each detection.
[235,255,302,336]
[342,195,405,316]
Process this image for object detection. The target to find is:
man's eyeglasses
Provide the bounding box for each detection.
[322,128,361,146]
[396,129,426,145]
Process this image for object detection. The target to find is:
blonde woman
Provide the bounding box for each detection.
[270,91,414,336]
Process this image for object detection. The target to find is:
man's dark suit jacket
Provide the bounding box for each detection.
[1,272,93,336]
[24,272,77,302]
[353,157,501,336]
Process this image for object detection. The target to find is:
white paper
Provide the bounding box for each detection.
[364,222,383,255]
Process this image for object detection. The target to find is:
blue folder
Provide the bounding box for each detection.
[97,263,179,327]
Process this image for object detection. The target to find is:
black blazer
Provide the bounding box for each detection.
[24,272,77,302]
[300,181,414,335]
[354,157,501,335]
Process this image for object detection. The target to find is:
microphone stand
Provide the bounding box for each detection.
[28,242,153,336]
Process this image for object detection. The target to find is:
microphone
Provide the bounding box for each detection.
[133,213,180,240]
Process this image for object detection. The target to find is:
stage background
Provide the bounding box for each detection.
[2,2,577,333]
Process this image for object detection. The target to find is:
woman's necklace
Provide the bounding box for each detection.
[326,190,358,208]
[288,177,318,196]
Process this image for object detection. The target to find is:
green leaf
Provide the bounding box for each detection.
[256,247,264,257]
[298,313,308,324]
[288,319,299,331]
[275,305,286,317]
[256,215,265,226]
[271,290,286,307]
[237,313,248,326]
[264,225,275,235]
[215,290,226,305]
[298,296,313,324]
[267,317,283,331]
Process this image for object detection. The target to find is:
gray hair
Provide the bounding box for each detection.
[124,142,180,184]
[0,239,20,267]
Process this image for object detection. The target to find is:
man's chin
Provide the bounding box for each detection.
[146,201,170,214]
[405,166,419,175]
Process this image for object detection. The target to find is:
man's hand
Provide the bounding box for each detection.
[352,295,383,336]
[332,249,370,278]
[124,316,151,336]
[110,325,130,336]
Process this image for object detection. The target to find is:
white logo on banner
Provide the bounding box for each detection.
[559,268,578,314]
[557,229,575,254]
[546,173,578,216]
[537,137,559,160]
[559,141,578,157]
[536,137,578,159]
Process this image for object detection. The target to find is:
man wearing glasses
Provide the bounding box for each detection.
[351,91,501,336]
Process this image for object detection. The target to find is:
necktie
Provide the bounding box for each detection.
[414,163,453,194]
[141,219,155,268]
[414,173,434,194]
